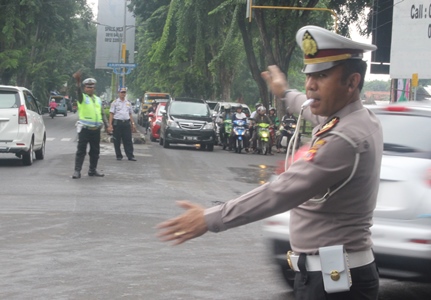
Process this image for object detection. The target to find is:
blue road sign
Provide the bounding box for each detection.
[107,63,137,68]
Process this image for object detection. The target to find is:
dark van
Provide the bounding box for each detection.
[159,97,216,151]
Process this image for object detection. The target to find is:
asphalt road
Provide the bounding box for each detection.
[0,113,430,300]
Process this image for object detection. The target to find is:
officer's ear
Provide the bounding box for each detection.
[347,73,361,92]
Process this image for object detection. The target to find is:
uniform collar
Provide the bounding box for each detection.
[323,99,363,124]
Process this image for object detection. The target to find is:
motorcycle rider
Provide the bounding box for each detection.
[219,104,234,150]
[230,105,250,152]
[251,106,272,154]
[277,108,298,153]
[268,107,279,154]
[49,99,58,115]
[249,102,262,151]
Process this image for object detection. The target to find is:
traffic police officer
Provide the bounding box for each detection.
[157,25,383,300]
[72,71,110,179]
[108,87,137,161]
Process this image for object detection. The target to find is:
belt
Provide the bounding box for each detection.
[83,126,101,131]
[114,119,130,123]
[287,249,374,272]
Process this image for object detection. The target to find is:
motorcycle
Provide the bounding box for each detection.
[222,119,233,150]
[49,107,56,119]
[256,122,270,155]
[232,119,247,153]
[72,104,77,113]
[277,121,301,152]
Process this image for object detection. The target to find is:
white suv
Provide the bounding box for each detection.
[0,85,46,165]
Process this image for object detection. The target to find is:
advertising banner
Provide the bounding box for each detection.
[390,0,431,78]
[95,0,135,69]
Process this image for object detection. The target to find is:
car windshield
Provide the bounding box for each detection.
[0,91,19,108]
[170,102,209,117]
[377,113,431,153]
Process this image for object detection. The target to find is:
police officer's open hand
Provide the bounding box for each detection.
[72,70,82,83]
[261,65,289,99]
[156,201,208,245]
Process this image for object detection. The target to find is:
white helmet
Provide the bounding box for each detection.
[257,106,266,113]
[224,104,231,110]
[82,78,97,86]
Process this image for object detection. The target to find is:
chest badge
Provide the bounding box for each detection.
[316,117,339,136]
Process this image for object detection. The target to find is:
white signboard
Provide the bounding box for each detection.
[390,0,431,78]
[95,0,135,69]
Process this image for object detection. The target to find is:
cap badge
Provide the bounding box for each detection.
[302,31,318,57]
[316,117,339,136]
[303,139,326,162]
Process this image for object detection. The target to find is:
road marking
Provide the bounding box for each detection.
[61,138,71,142]
[46,138,55,141]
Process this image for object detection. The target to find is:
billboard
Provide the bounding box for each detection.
[95,0,135,69]
[390,0,431,79]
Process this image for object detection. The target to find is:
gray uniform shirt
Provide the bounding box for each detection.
[110,98,133,120]
[204,90,383,254]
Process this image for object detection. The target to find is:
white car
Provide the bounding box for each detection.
[0,85,46,165]
[262,101,431,287]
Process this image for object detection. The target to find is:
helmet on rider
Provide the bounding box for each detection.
[224,104,232,110]
[51,99,55,102]
[255,102,262,109]
[269,106,276,113]
[235,105,242,110]
[257,106,266,114]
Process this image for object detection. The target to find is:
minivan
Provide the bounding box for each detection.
[159,97,216,151]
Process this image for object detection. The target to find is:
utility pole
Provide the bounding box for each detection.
[121,0,127,89]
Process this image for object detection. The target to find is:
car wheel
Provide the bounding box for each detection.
[35,138,45,160]
[159,136,163,145]
[64,112,67,117]
[200,143,207,150]
[22,140,34,166]
[163,137,169,148]
[150,134,156,142]
[206,143,214,151]
[280,265,295,289]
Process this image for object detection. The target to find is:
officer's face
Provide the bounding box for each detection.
[85,85,95,96]
[304,64,355,117]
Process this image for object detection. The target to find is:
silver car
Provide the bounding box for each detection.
[0,85,46,165]
[262,101,431,287]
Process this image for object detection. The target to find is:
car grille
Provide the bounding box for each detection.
[178,122,203,130]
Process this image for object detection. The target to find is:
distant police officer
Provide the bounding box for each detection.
[157,25,382,300]
[72,71,110,179]
[108,87,137,161]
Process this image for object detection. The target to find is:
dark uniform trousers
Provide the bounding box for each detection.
[113,120,134,159]
[75,127,101,172]
[293,262,379,300]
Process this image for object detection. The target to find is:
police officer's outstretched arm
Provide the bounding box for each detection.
[72,70,84,103]
[156,201,208,245]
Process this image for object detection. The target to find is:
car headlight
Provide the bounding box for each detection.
[167,119,179,128]
[203,122,214,130]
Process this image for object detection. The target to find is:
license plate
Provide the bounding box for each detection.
[185,136,197,141]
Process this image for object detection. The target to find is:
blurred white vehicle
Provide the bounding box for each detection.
[0,85,46,165]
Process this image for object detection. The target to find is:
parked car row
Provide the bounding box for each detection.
[262,100,431,288]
